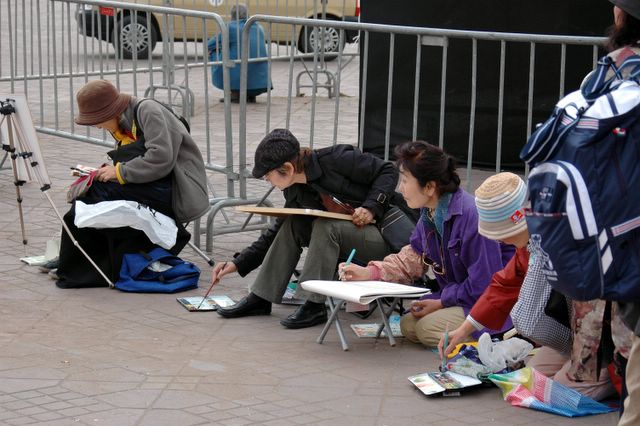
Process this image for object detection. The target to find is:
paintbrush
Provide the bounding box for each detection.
[196,262,227,310]
[441,322,450,372]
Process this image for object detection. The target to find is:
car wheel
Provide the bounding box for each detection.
[298,20,344,61]
[113,14,157,60]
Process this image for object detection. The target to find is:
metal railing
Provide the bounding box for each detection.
[2,0,610,253]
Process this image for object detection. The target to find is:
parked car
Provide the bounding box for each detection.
[75,0,359,60]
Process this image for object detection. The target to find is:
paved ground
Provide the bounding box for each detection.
[0,2,622,425]
[0,98,622,426]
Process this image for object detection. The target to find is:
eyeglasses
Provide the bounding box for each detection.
[422,230,446,276]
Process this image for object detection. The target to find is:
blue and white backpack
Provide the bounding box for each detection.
[520,53,640,301]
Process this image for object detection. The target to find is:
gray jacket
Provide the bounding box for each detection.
[116,98,209,223]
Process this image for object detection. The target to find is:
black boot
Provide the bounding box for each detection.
[280,301,327,329]
[217,292,272,318]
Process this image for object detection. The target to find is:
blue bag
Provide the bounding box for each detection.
[115,247,200,293]
[520,54,640,301]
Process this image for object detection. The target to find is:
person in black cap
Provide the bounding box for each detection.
[211,129,401,329]
[606,2,640,424]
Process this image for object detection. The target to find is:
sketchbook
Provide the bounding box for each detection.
[300,280,430,305]
[235,206,354,221]
[408,371,483,396]
[71,164,98,177]
[176,295,235,311]
[350,315,403,338]
[20,255,50,266]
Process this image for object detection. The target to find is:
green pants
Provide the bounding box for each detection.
[250,217,391,303]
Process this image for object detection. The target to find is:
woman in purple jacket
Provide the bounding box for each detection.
[341,141,514,346]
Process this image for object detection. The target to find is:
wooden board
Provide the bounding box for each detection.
[235,206,353,221]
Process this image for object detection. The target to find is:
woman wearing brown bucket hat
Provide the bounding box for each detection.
[54,80,209,289]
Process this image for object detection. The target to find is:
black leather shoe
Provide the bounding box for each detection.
[280,301,327,329]
[217,293,271,318]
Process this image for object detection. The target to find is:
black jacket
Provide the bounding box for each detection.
[233,144,399,276]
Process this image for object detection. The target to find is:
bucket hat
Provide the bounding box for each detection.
[475,172,528,240]
[75,80,131,126]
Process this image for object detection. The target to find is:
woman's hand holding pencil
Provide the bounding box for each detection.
[338,263,371,281]
[437,320,476,359]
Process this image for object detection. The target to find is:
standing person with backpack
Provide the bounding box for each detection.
[53,80,209,289]
[605,1,640,424]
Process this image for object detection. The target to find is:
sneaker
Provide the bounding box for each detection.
[38,258,59,273]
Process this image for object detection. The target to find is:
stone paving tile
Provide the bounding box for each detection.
[75,408,145,426]
[6,417,39,426]
[218,417,254,426]
[63,397,100,407]
[200,410,240,423]
[3,401,32,411]
[0,412,21,422]
[137,409,207,426]
[0,9,623,425]
[56,406,91,417]
[151,389,218,409]
[30,412,65,422]
[262,418,298,426]
[185,404,215,415]
[83,402,117,413]
[10,391,41,400]
[15,406,47,416]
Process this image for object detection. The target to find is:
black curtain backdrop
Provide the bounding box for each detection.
[359,0,612,167]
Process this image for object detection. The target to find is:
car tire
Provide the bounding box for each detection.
[297,19,345,61]
[113,13,158,60]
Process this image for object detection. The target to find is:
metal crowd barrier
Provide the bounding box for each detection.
[0,0,278,249]
[238,15,607,170]
[0,0,360,252]
[196,14,607,249]
[2,0,609,253]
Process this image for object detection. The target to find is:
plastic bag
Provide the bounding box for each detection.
[489,367,614,417]
[477,333,533,373]
[446,345,495,378]
[74,200,178,249]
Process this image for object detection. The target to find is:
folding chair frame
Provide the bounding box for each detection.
[316,296,404,351]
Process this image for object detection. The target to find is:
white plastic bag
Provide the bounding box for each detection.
[477,332,533,373]
[74,200,178,249]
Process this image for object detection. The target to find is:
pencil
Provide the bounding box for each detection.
[339,249,357,281]
[197,262,227,309]
[345,248,356,266]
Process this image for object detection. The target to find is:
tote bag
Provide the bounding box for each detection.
[510,250,572,354]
